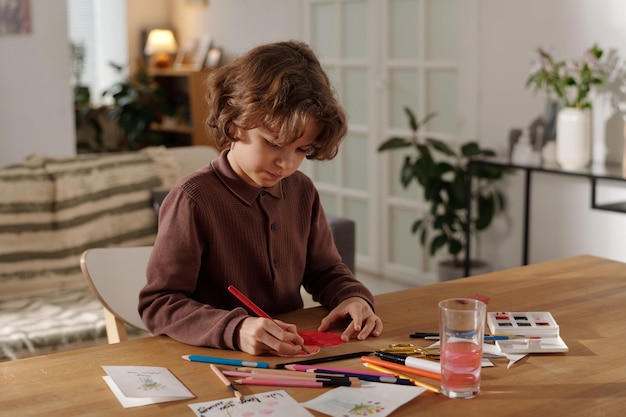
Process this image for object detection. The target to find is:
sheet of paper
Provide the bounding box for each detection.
[302,382,424,417]
[482,341,527,367]
[102,366,194,408]
[188,390,314,417]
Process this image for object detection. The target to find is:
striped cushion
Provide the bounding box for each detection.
[0,147,179,299]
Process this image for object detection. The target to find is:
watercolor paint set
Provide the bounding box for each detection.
[487,311,560,336]
[487,311,568,353]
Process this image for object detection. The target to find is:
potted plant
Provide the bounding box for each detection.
[102,61,175,150]
[70,42,90,105]
[525,43,607,170]
[377,107,508,280]
[70,42,108,153]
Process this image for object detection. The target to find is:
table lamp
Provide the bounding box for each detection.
[144,29,178,69]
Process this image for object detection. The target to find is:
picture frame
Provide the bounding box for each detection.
[174,35,212,71]
[0,0,31,35]
[205,46,222,68]
[193,34,213,70]
[173,38,196,69]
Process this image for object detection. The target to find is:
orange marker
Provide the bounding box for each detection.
[361,355,441,380]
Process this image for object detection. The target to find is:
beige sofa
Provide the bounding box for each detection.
[0,146,219,302]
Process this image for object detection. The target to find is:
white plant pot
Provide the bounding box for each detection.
[437,260,491,282]
[555,107,591,170]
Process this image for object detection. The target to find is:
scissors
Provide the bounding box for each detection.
[378,343,440,358]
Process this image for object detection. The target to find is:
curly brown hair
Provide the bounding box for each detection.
[205,41,347,160]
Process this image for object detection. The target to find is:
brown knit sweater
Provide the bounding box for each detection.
[138,151,374,350]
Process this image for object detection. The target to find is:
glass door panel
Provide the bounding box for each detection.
[312,2,338,58]
[388,0,419,60]
[343,1,367,59]
[425,0,457,60]
[344,133,368,191]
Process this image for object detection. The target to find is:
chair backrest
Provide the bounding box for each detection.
[80,246,152,343]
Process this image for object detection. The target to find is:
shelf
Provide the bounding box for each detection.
[592,202,626,213]
[146,68,214,147]
[148,67,196,77]
[464,157,626,277]
[150,123,193,134]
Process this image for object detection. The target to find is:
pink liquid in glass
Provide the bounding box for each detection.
[441,341,482,398]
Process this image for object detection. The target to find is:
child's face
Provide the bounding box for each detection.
[228,120,321,188]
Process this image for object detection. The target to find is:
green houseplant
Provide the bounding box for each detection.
[378,107,508,279]
[102,61,175,150]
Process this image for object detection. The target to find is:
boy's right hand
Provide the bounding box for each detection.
[236,317,306,356]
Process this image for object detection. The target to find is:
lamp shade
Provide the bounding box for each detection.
[144,29,178,55]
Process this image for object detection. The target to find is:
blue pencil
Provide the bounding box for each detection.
[182,354,270,368]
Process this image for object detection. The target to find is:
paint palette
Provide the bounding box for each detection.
[487,312,568,353]
[495,336,569,354]
[487,311,560,337]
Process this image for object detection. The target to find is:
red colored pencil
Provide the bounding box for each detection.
[227,285,311,354]
[228,285,274,321]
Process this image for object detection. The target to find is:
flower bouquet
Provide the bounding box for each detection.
[526,43,606,109]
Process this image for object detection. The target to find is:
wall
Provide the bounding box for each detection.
[125,0,169,76]
[171,0,302,60]
[0,0,74,167]
[2,0,626,274]
[478,0,626,270]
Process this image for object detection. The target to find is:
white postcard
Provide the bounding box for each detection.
[188,390,314,417]
[102,365,195,408]
[302,382,424,417]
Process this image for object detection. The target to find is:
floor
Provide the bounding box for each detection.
[357,271,414,295]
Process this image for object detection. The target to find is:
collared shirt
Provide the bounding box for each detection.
[139,150,374,349]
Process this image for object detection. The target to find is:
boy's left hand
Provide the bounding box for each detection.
[318,297,383,342]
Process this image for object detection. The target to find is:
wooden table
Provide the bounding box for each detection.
[2,255,626,416]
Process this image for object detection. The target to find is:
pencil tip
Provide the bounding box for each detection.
[181,355,189,360]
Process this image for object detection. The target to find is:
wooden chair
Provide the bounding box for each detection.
[79,246,152,344]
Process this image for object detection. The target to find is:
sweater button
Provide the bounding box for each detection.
[270,223,276,231]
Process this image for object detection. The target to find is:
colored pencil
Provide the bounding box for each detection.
[223,370,358,385]
[227,285,275,321]
[363,362,441,394]
[422,334,525,340]
[275,351,373,369]
[227,285,310,354]
[361,356,441,380]
[182,354,270,368]
[285,363,395,377]
[284,364,413,385]
[210,364,244,402]
[234,378,358,388]
[238,367,359,380]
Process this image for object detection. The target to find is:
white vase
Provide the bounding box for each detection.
[556,107,591,170]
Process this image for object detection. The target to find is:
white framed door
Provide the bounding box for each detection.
[302,0,477,284]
